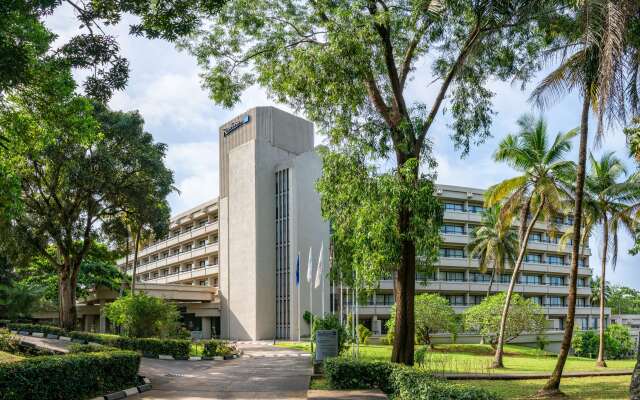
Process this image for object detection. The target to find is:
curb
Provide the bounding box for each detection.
[91,378,152,400]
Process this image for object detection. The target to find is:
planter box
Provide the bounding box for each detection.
[124,387,139,396]
[138,383,152,393]
[201,356,213,361]
[18,331,30,336]
[71,338,86,344]
[59,336,72,341]
[46,334,59,340]
[158,355,174,360]
[213,356,223,361]
[189,356,202,361]
[32,332,45,338]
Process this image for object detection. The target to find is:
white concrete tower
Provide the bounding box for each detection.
[218,107,330,340]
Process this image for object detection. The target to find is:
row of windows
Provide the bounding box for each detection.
[439,248,587,267]
[134,234,218,267]
[347,293,591,308]
[444,202,484,213]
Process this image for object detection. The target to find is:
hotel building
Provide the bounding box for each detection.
[109,106,607,342]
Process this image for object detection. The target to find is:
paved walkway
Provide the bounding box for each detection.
[18,335,71,354]
[138,342,313,399]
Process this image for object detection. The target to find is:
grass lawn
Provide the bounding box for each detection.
[0,351,22,363]
[275,342,635,374]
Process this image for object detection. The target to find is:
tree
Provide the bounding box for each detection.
[590,277,612,307]
[0,255,43,319]
[181,0,555,365]
[607,285,640,314]
[105,292,182,338]
[530,1,639,394]
[573,324,634,360]
[463,293,545,347]
[0,75,174,330]
[466,204,518,296]
[577,153,638,367]
[484,114,575,368]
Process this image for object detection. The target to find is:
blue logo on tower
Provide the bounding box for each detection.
[223,114,250,137]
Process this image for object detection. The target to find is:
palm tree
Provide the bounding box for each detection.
[589,276,611,307]
[530,1,638,394]
[466,205,519,297]
[485,114,575,368]
[566,152,638,367]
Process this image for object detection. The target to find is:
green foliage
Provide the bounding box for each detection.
[312,314,349,355]
[68,331,191,360]
[463,293,545,345]
[0,350,140,400]
[573,325,635,360]
[0,329,20,354]
[68,343,119,353]
[536,335,550,351]
[324,358,500,399]
[303,310,312,325]
[387,293,458,346]
[105,293,182,338]
[357,324,372,346]
[202,339,237,358]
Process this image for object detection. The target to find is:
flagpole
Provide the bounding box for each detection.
[308,247,313,353]
[297,253,301,341]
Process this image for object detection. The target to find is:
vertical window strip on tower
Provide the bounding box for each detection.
[275,169,290,339]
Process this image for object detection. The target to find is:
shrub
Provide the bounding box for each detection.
[202,339,237,358]
[312,314,349,355]
[7,323,65,337]
[105,293,182,338]
[324,358,501,399]
[572,329,599,358]
[69,331,191,359]
[357,324,371,345]
[0,351,140,400]
[68,343,119,353]
[0,329,20,354]
[391,367,501,400]
[573,325,635,360]
[536,334,550,351]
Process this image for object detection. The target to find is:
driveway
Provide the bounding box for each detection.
[138,342,312,399]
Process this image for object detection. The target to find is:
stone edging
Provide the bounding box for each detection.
[90,377,152,400]
[13,331,243,361]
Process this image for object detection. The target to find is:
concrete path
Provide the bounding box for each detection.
[18,335,71,354]
[138,342,313,399]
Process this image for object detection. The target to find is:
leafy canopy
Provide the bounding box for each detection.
[105,292,182,338]
[387,293,458,346]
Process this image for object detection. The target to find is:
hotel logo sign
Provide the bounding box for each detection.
[223,114,250,137]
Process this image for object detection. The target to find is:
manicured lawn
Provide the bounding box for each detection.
[0,351,22,363]
[457,376,631,399]
[275,342,636,374]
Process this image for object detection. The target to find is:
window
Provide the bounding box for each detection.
[196,219,206,228]
[198,280,207,286]
[554,216,565,225]
[470,272,491,282]
[592,317,599,329]
[184,225,193,232]
[576,297,586,307]
[447,295,465,306]
[527,296,542,305]
[376,294,394,305]
[578,258,586,267]
[152,254,158,261]
[499,274,511,283]
[578,277,588,287]
[441,271,465,282]
[161,252,169,259]
[172,247,180,255]
[439,248,465,258]
[548,255,564,265]
[198,259,206,268]
[444,202,465,212]
[468,204,484,213]
[548,296,563,306]
[469,295,485,305]
[171,230,180,237]
[197,239,206,248]
[529,232,543,242]
[416,272,435,281]
[521,274,541,285]
[578,318,588,330]
[183,244,192,252]
[525,253,542,263]
[441,224,465,234]
[549,276,564,286]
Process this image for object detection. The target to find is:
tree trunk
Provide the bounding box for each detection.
[596,218,608,367]
[391,153,416,365]
[487,268,496,297]
[58,265,78,331]
[492,198,543,368]
[120,233,130,297]
[131,226,141,295]
[629,335,640,399]
[540,91,590,396]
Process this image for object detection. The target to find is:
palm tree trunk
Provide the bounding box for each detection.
[487,268,496,297]
[131,226,141,295]
[596,217,608,367]
[492,199,543,368]
[540,90,590,396]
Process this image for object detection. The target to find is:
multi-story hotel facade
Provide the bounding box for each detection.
[112,106,608,342]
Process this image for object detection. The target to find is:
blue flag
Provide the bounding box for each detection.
[295,253,300,286]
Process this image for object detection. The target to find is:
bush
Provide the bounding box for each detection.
[0,351,140,400]
[572,325,635,360]
[68,343,119,353]
[202,339,237,358]
[105,293,182,338]
[0,329,20,354]
[7,323,65,337]
[324,358,501,399]
[391,368,501,400]
[69,331,191,359]
[312,314,349,355]
[357,324,371,345]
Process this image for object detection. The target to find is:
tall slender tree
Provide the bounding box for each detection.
[531,1,639,394]
[485,115,575,368]
[466,205,518,297]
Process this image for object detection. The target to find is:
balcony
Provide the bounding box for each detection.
[377,279,592,296]
[353,304,609,317]
[435,257,592,276]
[130,242,220,275]
[142,264,219,284]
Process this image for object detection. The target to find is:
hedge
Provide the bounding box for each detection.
[68,343,119,353]
[0,350,140,400]
[69,331,191,359]
[7,323,66,337]
[202,339,238,357]
[324,358,501,400]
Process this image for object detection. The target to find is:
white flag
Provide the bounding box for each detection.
[307,247,313,283]
[315,241,324,289]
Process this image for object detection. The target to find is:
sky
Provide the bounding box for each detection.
[46,7,639,288]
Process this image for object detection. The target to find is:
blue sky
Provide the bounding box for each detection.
[47,8,639,288]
